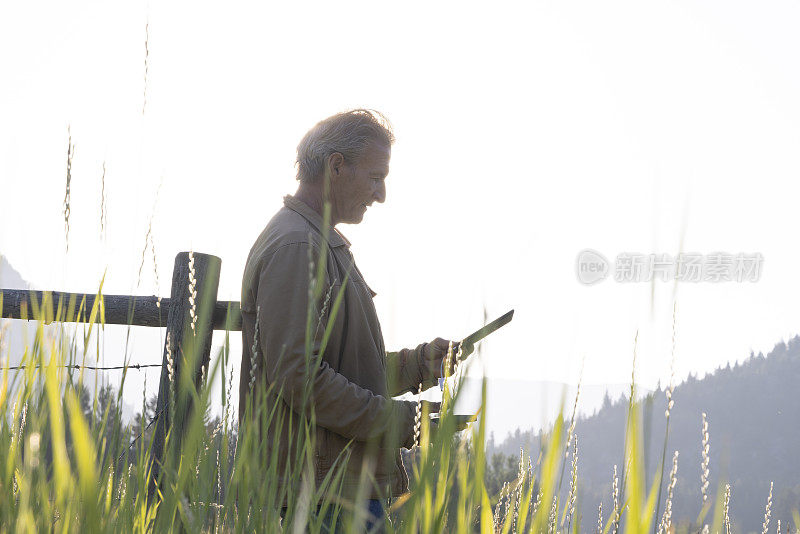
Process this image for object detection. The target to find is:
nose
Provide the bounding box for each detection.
[374,180,386,204]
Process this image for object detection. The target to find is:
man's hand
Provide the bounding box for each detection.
[425,414,475,445]
[421,337,475,379]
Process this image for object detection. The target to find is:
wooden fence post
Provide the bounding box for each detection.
[150,251,221,500]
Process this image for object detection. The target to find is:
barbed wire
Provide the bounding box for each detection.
[6,360,167,467]
[5,363,162,371]
[116,405,165,466]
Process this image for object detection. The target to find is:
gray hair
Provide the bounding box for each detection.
[296,109,395,183]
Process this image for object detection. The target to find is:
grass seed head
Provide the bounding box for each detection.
[564,434,579,531]
[142,20,149,115]
[100,161,107,241]
[188,251,197,333]
[413,382,423,448]
[723,483,731,534]
[658,451,679,533]
[63,125,74,253]
[701,412,710,504]
[612,464,620,534]
[166,332,176,415]
[249,305,260,392]
[597,502,603,534]
[762,481,773,534]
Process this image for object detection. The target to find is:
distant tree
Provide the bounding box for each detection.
[601,392,612,411]
[483,334,800,533]
[485,451,519,499]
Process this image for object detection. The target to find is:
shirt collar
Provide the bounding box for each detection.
[283,195,350,248]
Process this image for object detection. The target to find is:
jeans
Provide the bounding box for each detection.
[281,499,386,533]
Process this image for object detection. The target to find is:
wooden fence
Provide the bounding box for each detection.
[0,251,242,501]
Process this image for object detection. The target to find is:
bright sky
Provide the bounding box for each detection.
[2,1,799,423]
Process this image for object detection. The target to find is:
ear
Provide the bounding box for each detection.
[326,152,346,181]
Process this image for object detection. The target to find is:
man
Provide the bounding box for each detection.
[239,109,461,530]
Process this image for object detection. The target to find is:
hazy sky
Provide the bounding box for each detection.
[2,1,799,421]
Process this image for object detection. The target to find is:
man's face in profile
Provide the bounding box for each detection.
[330,141,391,225]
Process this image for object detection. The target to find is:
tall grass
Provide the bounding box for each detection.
[1,250,796,533]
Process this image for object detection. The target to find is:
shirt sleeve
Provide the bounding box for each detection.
[385,344,439,396]
[255,242,417,449]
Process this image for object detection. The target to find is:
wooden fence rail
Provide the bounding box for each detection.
[0,251,241,505]
[0,289,241,330]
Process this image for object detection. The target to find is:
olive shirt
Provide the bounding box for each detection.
[239,195,439,502]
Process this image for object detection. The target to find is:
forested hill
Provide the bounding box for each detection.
[485,336,800,533]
